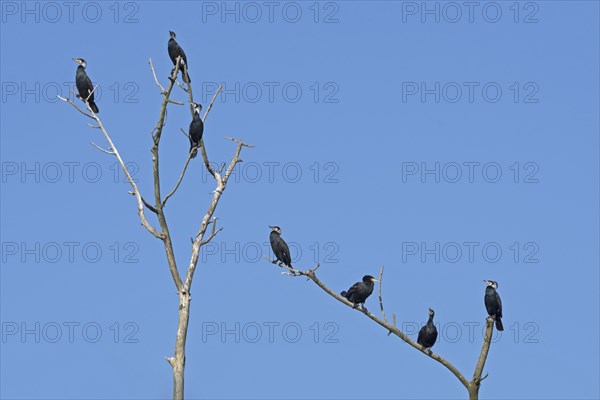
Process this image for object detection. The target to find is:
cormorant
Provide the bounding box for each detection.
[72,58,99,113]
[340,275,379,309]
[168,31,191,83]
[188,102,203,158]
[417,308,438,352]
[484,280,504,331]
[269,226,292,268]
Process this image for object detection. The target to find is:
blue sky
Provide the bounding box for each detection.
[1,1,599,399]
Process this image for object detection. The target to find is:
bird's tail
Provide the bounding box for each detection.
[495,317,504,331]
[340,291,348,298]
[182,69,191,84]
[89,101,99,113]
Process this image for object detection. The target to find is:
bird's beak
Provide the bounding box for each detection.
[372,278,380,282]
[483,279,488,283]
[72,58,78,62]
[268,226,274,229]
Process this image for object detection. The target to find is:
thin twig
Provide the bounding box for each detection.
[135,194,159,214]
[202,85,222,123]
[148,58,166,93]
[200,227,223,246]
[378,265,387,323]
[58,95,94,119]
[162,153,193,207]
[90,142,114,155]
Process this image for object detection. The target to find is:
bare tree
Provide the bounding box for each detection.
[61,58,252,400]
[264,260,495,400]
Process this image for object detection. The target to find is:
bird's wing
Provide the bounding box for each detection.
[84,74,95,99]
[345,282,361,297]
[179,45,188,66]
[280,240,291,263]
[496,292,503,318]
[417,326,425,344]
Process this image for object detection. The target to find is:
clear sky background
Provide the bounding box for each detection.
[1,1,599,399]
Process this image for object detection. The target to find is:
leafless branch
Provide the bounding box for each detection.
[129,193,158,214]
[180,128,190,140]
[63,95,163,240]
[175,79,190,93]
[85,84,98,104]
[58,95,94,119]
[90,141,114,155]
[263,258,472,390]
[162,153,193,207]
[202,85,222,122]
[200,227,224,246]
[469,317,495,398]
[149,58,166,93]
[377,265,388,323]
[183,138,251,291]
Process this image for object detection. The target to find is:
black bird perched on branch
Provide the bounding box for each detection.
[188,102,203,158]
[72,58,99,113]
[269,226,292,268]
[168,31,191,83]
[484,280,504,331]
[340,275,379,309]
[417,307,438,351]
